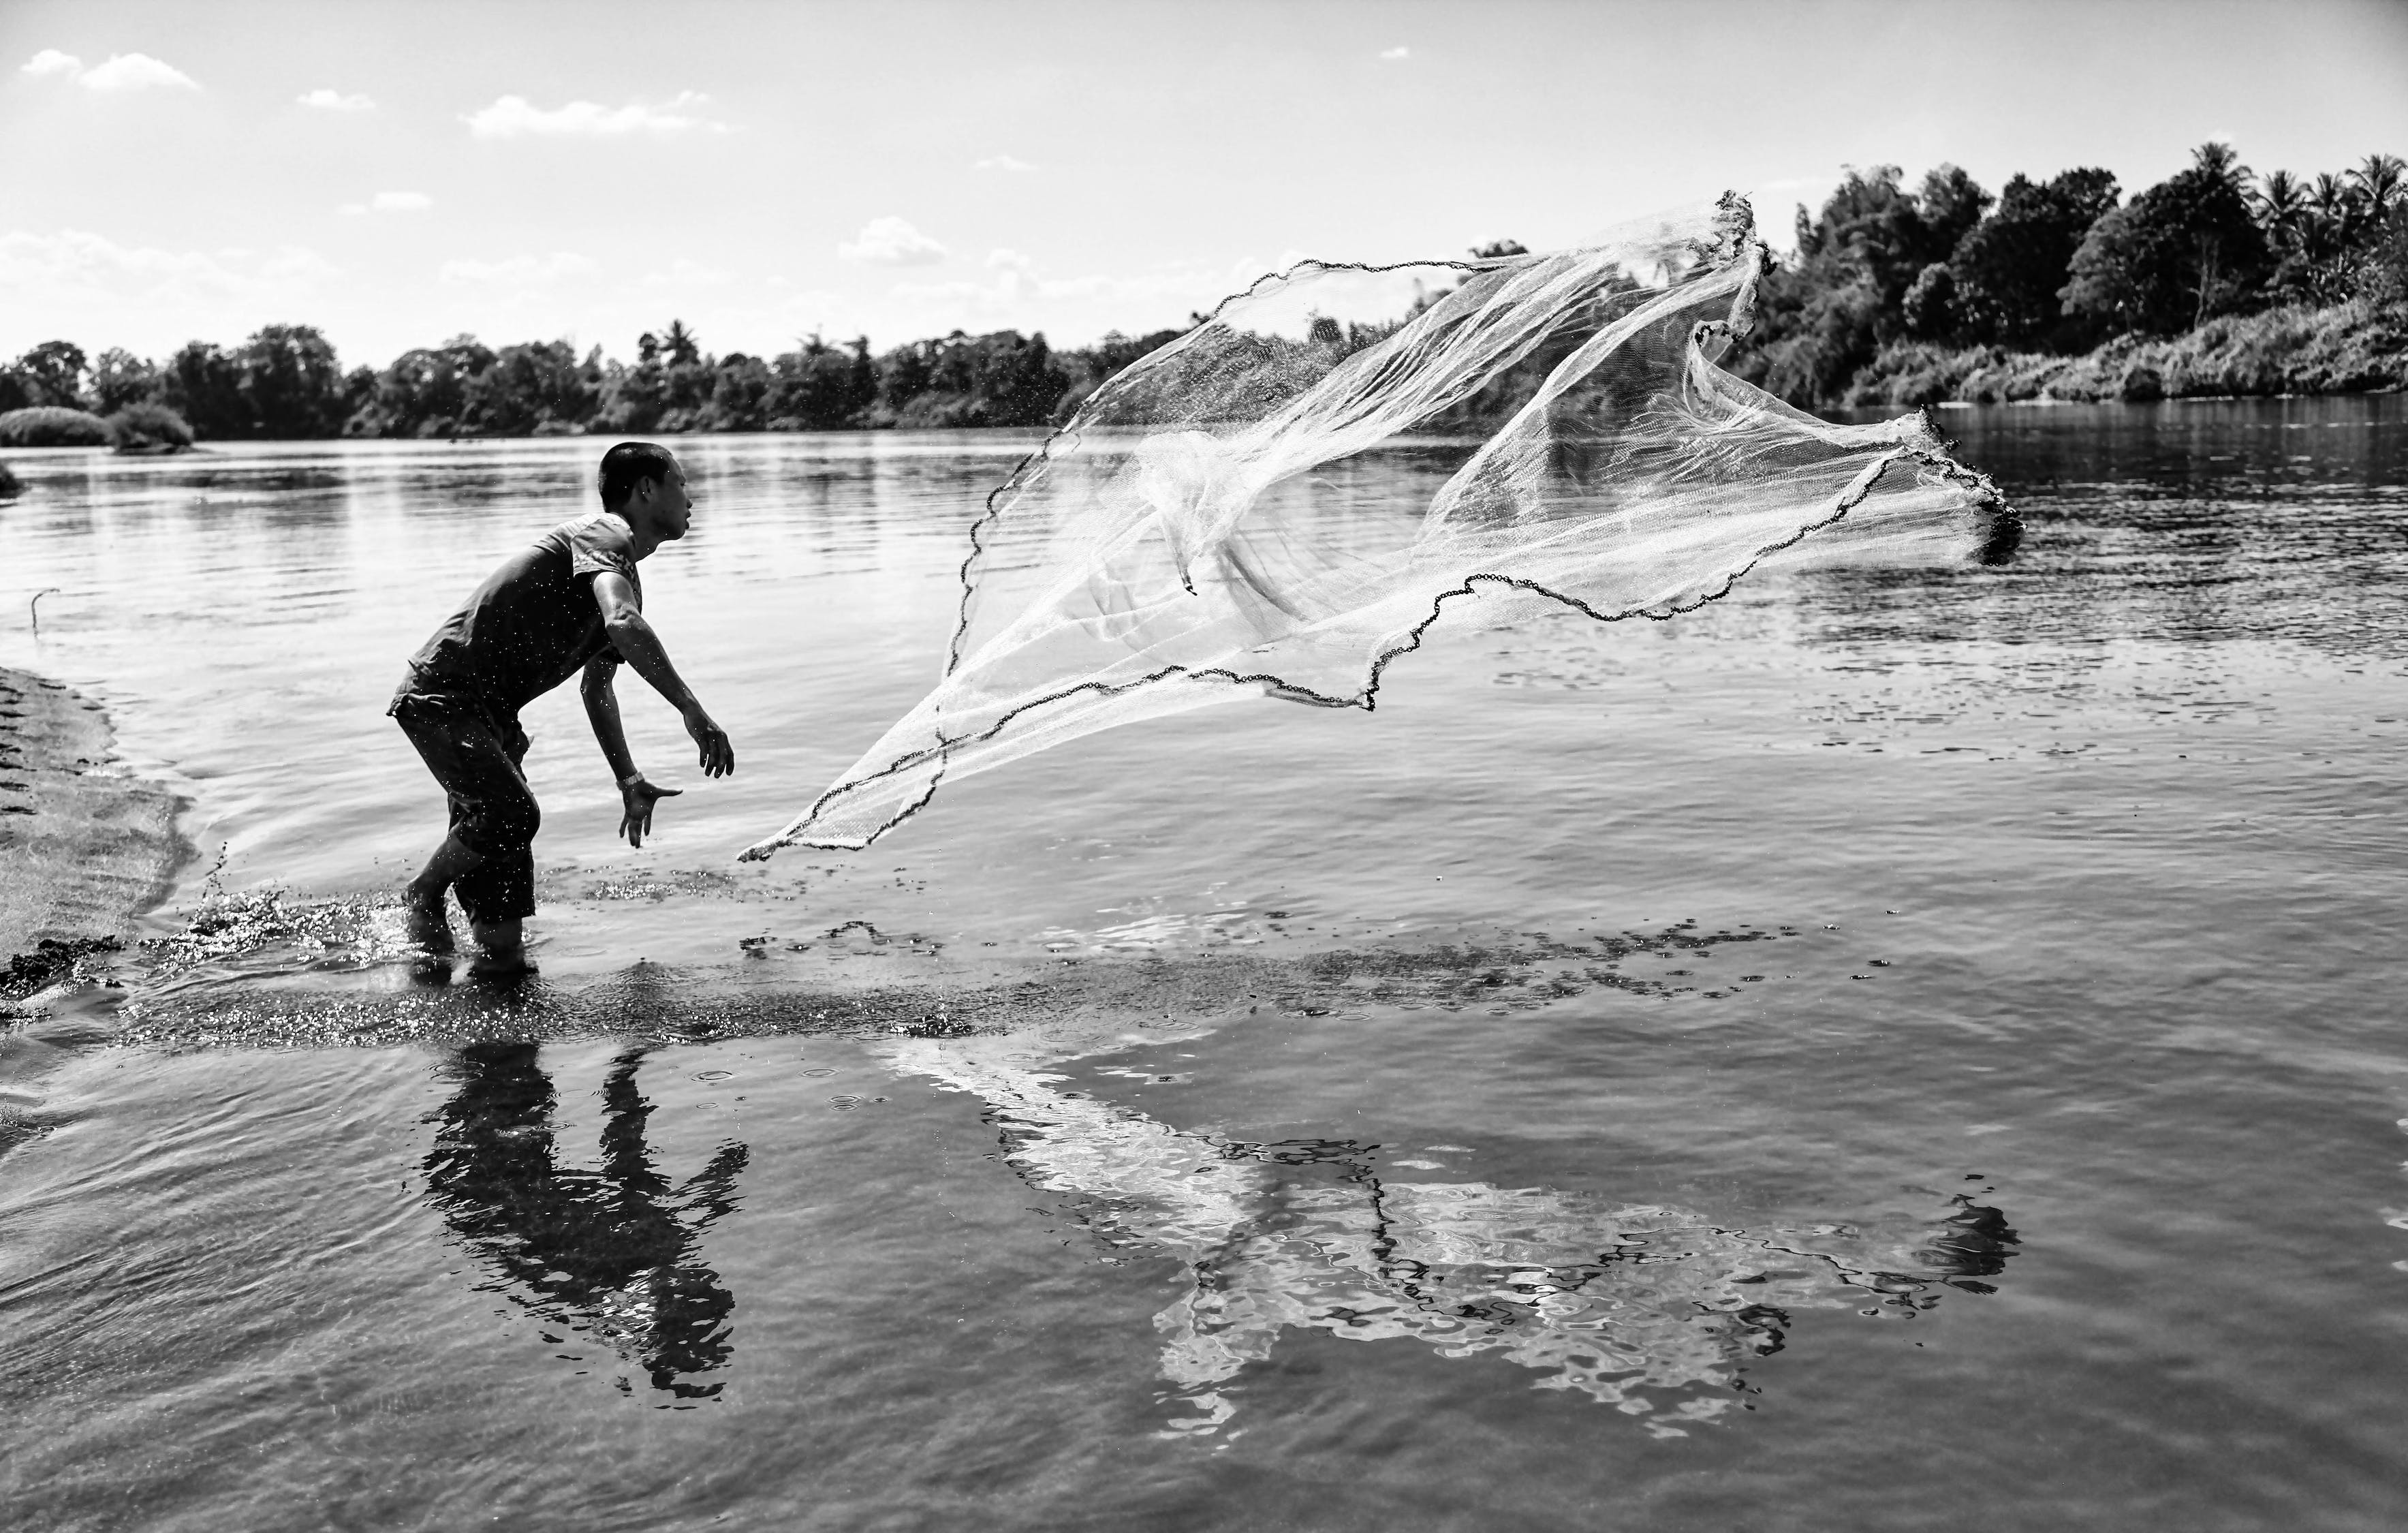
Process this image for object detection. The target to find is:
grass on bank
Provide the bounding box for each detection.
[1839,298,2408,407]
[0,404,196,454]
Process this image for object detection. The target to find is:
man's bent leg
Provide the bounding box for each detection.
[405,833,478,952]
[396,698,538,965]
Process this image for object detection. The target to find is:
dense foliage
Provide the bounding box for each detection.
[1734,144,2407,405]
[5,144,2400,439]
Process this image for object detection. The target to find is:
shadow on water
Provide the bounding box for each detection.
[424,1043,748,1402]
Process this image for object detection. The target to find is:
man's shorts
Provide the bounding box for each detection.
[390,688,539,924]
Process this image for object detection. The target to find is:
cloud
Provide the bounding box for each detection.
[986,248,1032,272]
[1378,46,1410,61]
[374,191,431,213]
[973,153,1035,172]
[0,228,332,304]
[299,88,373,112]
[463,91,723,138]
[439,252,599,285]
[839,215,948,266]
[20,49,198,91]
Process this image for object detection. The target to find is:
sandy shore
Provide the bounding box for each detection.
[0,667,185,993]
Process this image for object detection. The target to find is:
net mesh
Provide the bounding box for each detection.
[742,195,2014,858]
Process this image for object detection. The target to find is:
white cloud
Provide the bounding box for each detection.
[986,247,1031,272]
[299,88,373,112]
[973,153,1035,172]
[0,229,332,313]
[370,191,432,213]
[463,91,723,138]
[20,49,198,91]
[82,53,198,92]
[439,252,599,285]
[1378,46,1410,61]
[839,215,948,266]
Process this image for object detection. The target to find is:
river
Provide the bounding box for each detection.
[2,398,2405,1530]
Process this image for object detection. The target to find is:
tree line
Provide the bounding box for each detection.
[1737,146,2407,405]
[2,142,2401,444]
[0,318,1189,444]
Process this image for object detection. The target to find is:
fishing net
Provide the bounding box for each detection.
[742,195,2014,858]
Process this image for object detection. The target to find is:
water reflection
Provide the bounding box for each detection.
[896,1037,2016,1437]
[424,1043,747,1399]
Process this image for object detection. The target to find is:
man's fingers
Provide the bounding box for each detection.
[653,784,684,798]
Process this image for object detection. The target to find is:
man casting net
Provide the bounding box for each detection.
[742,196,2014,858]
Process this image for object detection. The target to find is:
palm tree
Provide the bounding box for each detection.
[2250,168,2309,250]
[2347,153,2405,217]
[661,320,701,368]
[2192,140,2252,193]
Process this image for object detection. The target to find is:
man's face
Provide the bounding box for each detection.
[640,461,693,540]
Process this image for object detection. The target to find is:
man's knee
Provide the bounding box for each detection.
[487,794,541,848]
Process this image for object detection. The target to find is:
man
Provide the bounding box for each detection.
[392,441,734,972]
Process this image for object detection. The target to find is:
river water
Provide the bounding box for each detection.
[1,399,2405,1531]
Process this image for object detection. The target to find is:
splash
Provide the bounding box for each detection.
[745,196,2013,856]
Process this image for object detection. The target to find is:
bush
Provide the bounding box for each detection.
[0,461,20,499]
[0,405,113,448]
[106,401,194,452]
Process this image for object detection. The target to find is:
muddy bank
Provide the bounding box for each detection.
[0,667,185,999]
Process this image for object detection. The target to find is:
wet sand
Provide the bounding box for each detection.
[0,666,184,995]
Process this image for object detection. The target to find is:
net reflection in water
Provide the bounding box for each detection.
[892,1038,2016,1437]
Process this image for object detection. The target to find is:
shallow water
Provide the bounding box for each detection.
[3,400,2407,1530]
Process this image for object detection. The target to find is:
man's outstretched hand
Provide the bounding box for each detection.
[619,775,683,848]
[684,704,736,778]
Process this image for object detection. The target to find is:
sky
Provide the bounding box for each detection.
[5,0,2406,371]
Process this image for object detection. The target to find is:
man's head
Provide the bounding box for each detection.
[597,442,692,543]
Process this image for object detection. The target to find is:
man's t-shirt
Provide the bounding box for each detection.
[397,512,642,719]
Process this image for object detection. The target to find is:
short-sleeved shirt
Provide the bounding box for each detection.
[395,512,642,720]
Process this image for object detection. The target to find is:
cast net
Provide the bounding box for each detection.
[741,195,2014,858]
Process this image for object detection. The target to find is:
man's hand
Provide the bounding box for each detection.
[684,704,735,778]
[619,774,684,848]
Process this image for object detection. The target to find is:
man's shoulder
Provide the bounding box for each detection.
[557,511,640,580]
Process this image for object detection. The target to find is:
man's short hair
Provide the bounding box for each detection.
[598,442,678,510]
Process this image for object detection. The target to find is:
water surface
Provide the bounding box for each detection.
[3,401,2406,1530]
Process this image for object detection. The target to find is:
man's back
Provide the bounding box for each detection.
[403,512,642,718]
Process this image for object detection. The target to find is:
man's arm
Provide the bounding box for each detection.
[582,653,678,847]
[591,570,735,779]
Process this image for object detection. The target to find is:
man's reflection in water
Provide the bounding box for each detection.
[424,1043,747,1399]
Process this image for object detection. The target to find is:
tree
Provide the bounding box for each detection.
[2348,153,2406,219]
[14,341,90,408]
[91,348,161,414]
[162,341,249,439]
[1946,168,2121,349]
[2062,147,2270,333]
[1735,164,1992,403]
[661,320,701,367]
[2191,140,2252,196]
[768,335,876,429]
[2250,168,2309,249]
[1470,238,1529,259]
[234,324,347,438]
[366,335,496,437]
[463,340,595,435]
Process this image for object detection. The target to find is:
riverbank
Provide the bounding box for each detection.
[1837,297,2408,407]
[0,668,184,1002]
